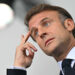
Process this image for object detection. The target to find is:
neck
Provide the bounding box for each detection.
[56,38,75,62]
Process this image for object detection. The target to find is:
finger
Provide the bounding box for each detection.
[20,34,25,45]
[21,44,35,55]
[21,34,24,42]
[23,43,37,52]
[21,34,24,40]
[26,47,34,56]
[24,31,31,42]
[28,43,37,52]
[21,31,31,45]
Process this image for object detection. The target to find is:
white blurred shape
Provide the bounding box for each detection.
[26,49,29,56]
[0,3,14,30]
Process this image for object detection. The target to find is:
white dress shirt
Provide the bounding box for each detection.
[10,66,26,70]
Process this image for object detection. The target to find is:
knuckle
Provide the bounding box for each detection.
[24,42,30,46]
[16,45,22,51]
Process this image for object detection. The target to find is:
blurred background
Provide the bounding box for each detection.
[0,0,75,75]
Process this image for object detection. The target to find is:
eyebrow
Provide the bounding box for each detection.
[40,17,49,24]
[30,17,50,34]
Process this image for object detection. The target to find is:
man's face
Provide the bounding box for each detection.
[29,11,71,57]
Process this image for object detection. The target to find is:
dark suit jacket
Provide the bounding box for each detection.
[7,63,75,75]
[7,69,26,75]
[60,63,75,75]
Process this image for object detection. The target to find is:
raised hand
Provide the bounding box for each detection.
[14,31,37,68]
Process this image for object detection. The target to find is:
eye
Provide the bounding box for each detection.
[44,22,50,26]
[35,31,38,36]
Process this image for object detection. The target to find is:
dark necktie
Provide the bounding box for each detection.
[60,70,63,75]
[62,59,73,75]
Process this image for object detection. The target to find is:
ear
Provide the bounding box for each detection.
[64,19,75,31]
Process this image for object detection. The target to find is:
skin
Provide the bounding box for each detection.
[14,10,75,68]
[14,32,37,68]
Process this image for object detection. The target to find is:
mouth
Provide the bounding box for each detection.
[45,38,55,46]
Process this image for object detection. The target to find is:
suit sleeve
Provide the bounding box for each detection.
[7,69,27,75]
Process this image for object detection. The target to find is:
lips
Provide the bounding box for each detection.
[45,38,55,46]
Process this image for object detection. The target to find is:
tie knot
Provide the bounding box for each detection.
[62,59,73,69]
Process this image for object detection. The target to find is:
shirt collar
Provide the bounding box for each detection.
[66,47,75,59]
[58,46,75,70]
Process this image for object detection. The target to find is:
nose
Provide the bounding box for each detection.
[40,32,47,39]
[37,26,47,39]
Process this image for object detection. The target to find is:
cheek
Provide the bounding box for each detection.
[47,24,70,42]
[50,25,66,37]
[36,39,44,49]
[55,29,70,45]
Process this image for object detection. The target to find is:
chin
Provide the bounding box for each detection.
[44,43,60,56]
[43,47,56,56]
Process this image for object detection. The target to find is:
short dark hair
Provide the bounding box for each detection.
[25,4,75,38]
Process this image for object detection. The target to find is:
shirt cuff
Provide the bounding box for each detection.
[9,66,26,71]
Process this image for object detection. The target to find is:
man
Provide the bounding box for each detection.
[7,4,75,75]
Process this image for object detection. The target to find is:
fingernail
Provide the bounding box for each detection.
[35,49,37,52]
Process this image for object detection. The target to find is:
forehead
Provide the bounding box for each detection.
[29,10,59,30]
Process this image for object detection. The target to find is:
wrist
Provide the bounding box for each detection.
[14,62,26,68]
